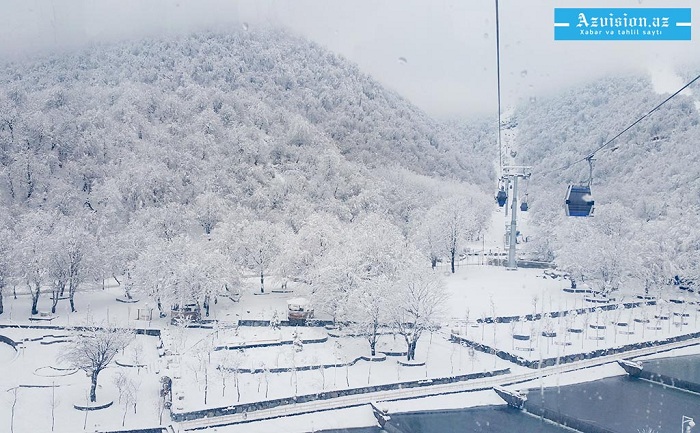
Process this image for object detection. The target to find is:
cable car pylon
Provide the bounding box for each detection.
[502,166,531,270]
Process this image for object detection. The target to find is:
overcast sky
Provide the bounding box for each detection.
[0,0,698,119]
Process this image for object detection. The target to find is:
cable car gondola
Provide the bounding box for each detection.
[520,181,529,212]
[496,188,507,207]
[565,185,594,217]
[565,156,595,217]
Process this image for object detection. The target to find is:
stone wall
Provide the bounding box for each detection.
[637,370,700,394]
[452,330,700,369]
[99,428,168,433]
[476,300,656,324]
[171,368,510,422]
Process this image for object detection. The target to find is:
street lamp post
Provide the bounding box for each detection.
[682,415,695,433]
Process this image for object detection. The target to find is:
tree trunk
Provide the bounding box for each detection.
[204,295,210,317]
[0,288,3,315]
[407,341,417,361]
[90,370,99,402]
[30,283,40,315]
[260,270,264,294]
[402,334,411,361]
[235,372,240,402]
[51,289,59,314]
[450,248,456,274]
[69,274,79,312]
[69,288,76,312]
[369,319,379,356]
[431,257,437,269]
[157,298,164,317]
[204,365,208,404]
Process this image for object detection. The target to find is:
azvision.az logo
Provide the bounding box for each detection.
[554,8,691,40]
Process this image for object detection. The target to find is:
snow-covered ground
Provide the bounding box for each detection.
[168,329,510,413]
[0,327,164,433]
[1,207,694,432]
[456,299,700,363]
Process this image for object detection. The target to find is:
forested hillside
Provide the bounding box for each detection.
[513,74,700,292]
[0,29,494,317]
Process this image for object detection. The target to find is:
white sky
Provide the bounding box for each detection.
[0,0,698,119]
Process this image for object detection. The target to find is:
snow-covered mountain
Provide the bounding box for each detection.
[0,28,499,315]
[0,29,493,231]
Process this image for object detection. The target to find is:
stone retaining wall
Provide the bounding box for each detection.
[215,336,328,351]
[0,333,18,349]
[451,330,700,369]
[170,368,510,422]
[637,370,700,394]
[221,353,389,375]
[237,319,335,327]
[99,427,168,433]
[476,300,656,324]
[0,323,161,336]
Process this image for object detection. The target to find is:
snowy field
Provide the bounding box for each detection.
[454,295,700,363]
[0,209,695,432]
[0,327,164,433]
[168,329,510,413]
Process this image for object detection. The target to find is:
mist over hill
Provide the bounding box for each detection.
[0,28,499,314]
[0,29,492,227]
[511,73,700,287]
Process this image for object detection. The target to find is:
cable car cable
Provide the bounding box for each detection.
[537,73,700,177]
[495,0,503,176]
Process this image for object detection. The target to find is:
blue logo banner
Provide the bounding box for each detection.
[554,8,691,40]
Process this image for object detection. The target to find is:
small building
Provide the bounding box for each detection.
[287,297,314,323]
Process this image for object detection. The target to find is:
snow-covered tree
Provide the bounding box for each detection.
[413,213,444,269]
[194,191,226,235]
[133,203,192,242]
[280,212,342,284]
[315,214,408,355]
[555,204,637,295]
[0,226,11,315]
[235,220,283,294]
[131,235,236,316]
[391,269,447,361]
[15,211,55,315]
[61,327,134,402]
[50,218,97,312]
[425,193,490,273]
[129,239,176,316]
[100,223,154,299]
[349,275,393,357]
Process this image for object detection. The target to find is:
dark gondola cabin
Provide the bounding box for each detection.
[496,189,507,207]
[520,199,528,212]
[565,185,594,217]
